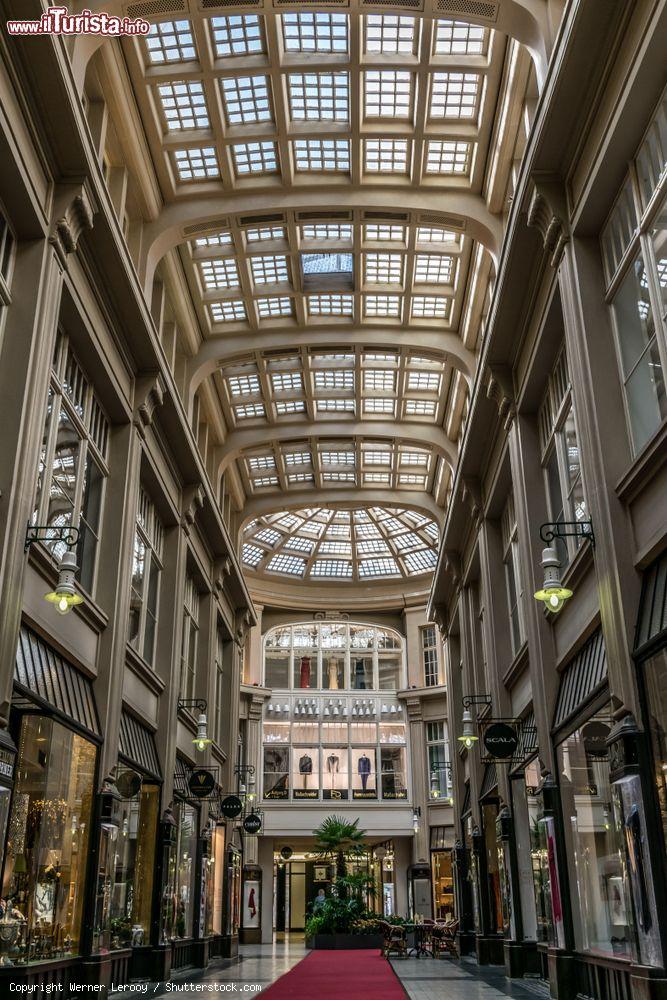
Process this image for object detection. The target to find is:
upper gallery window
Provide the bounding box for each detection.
[128,489,163,666]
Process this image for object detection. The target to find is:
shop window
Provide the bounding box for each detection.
[426,721,449,799]
[378,653,401,690]
[265,648,290,689]
[1,715,97,965]
[263,747,289,800]
[482,802,503,934]
[206,826,225,937]
[642,650,667,850]
[0,206,15,327]
[380,746,407,799]
[557,706,633,958]
[323,748,349,800]
[601,92,667,457]
[538,349,586,567]
[292,748,319,800]
[214,627,231,747]
[166,801,198,939]
[351,748,377,799]
[128,489,163,665]
[93,779,159,951]
[421,625,439,686]
[323,654,343,690]
[501,492,525,655]
[431,852,454,921]
[32,333,109,594]
[179,575,199,700]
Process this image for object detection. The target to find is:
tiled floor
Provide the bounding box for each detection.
[134,941,550,1000]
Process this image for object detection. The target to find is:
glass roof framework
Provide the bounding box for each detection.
[242,507,439,581]
[121,8,521,594]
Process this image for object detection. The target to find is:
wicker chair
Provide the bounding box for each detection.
[432,919,459,959]
[378,920,408,959]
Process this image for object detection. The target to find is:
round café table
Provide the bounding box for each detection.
[404,923,433,958]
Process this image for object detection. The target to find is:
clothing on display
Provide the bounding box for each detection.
[299,753,313,789]
[358,753,372,791]
[328,657,339,690]
[326,755,339,773]
[299,656,311,689]
[354,658,366,690]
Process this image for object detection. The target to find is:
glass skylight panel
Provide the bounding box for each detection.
[364,294,402,317]
[404,549,437,573]
[251,255,289,285]
[302,224,353,241]
[399,473,427,486]
[257,296,293,319]
[364,398,395,415]
[365,139,409,174]
[323,471,356,483]
[146,20,196,64]
[314,370,354,391]
[364,450,392,465]
[414,254,455,284]
[210,15,264,57]
[195,231,233,247]
[355,523,381,538]
[285,536,314,554]
[412,295,451,319]
[276,513,301,530]
[312,560,352,578]
[408,371,442,391]
[303,253,353,276]
[246,225,285,242]
[365,252,404,285]
[232,141,278,175]
[357,539,390,555]
[364,224,406,242]
[247,455,276,471]
[282,12,348,53]
[173,147,219,181]
[288,72,349,123]
[271,371,303,393]
[430,73,481,119]
[359,558,400,578]
[405,399,437,416]
[256,527,281,545]
[242,543,263,567]
[199,258,239,290]
[210,300,246,323]
[293,139,350,172]
[287,472,313,484]
[228,372,260,396]
[252,475,279,488]
[425,140,473,175]
[401,451,430,466]
[276,400,306,415]
[320,541,352,555]
[284,450,311,466]
[417,227,459,243]
[364,369,396,392]
[435,20,487,55]
[321,451,355,465]
[267,554,306,576]
[308,294,354,317]
[158,82,209,131]
[365,71,413,119]
[365,15,416,55]
[234,402,265,419]
[221,76,272,126]
[316,399,355,413]
[364,352,399,363]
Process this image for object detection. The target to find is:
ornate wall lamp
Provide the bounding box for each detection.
[534,520,594,613]
[25,525,84,615]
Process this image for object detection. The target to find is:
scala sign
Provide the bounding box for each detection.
[483,722,519,759]
[243,812,262,834]
[219,795,243,819]
[188,768,216,799]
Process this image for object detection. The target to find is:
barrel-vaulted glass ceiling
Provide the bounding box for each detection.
[242,507,439,582]
[117,5,531,586]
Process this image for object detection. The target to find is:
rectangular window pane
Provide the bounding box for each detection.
[380,746,407,799]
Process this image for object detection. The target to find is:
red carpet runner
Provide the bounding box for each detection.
[260,949,406,999]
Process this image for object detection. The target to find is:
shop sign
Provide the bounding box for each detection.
[293,789,318,799]
[0,748,15,784]
[220,795,243,818]
[265,787,288,800]
[116,769,142,799]
[353,790,378,799]
[323,789,348,800]
[483,722,519,759]
[582,721,611,759]
[243,813,262,834]
[280,846,293,860]
[382,789,408,799]
[189,768,216,799]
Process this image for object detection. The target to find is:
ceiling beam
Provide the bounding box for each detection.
[239,488,444,525]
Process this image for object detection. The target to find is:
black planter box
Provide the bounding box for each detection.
[307,933,384,950]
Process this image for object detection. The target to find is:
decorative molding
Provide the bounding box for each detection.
[181,483,205,532]
[213,556,233,595]
[133,373,166,436]
[526,177,569,269]
[461,476,483,526]
[485,365,515,430]
[235,608,253,649]
[443,550,462,588]
[404,696,423,723]
[49,181,97,268]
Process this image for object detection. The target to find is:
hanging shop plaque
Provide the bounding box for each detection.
[243,812,262,834]
[582,721,611,759]
[280,846,293,860]
[189,768,216,799]
[116,769,142,799]
[220,795,243,818]
[483,722,519,760]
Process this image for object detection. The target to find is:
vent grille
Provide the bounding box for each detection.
[238,212,285,225]
[420,213,466,230]
[200,0,262,8]
[273,0,348,6]
[434,0,498,20]
[364,211,409,221]
[297,211,352,221]
[364,0,423,7]
[183,218,230,236]
[126,0,185,16]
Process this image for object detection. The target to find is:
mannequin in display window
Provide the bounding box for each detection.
[354,658,366,690]
[299,753,313,789]
[358,753,372,791]
[299,656,311,689]
[326,754,339,792]
[327,657,339,690]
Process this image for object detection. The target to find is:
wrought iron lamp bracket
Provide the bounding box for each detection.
[539,520,595,548]
[177,698,207,714]
[25,524,80,552]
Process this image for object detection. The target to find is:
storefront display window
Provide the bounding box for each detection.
[92,781,159,952]
[351,748,376,799]
[378,655,401,689]
[206,826,225,937]
[482,803,502,933]
[432,852,454,920]
[265,650,289,689]
[323,748,348,800]
[464,819,480,932]
[321,722,348,743]
[293,651,318,690]
[173,801,198,939]
[226,849,241,937]
[643,650,667,848]
[323,655,344,690]
[263,748,289,800]
[521,761,554,944]
[1,715,96,965]
[292,748,319,800]
[558,707,633,958]
[380,747,407,799]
